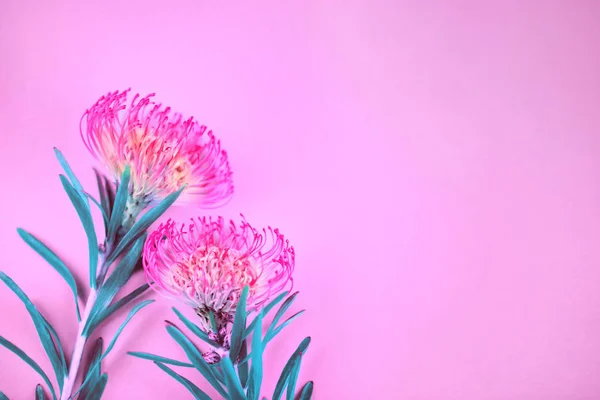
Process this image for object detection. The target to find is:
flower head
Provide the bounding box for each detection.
[143,216,295,336]
[81,89,233,210]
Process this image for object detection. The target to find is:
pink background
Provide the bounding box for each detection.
[1,1,600,399]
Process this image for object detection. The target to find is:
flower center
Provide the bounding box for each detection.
[102,128,193,202]
[167,246,260,317]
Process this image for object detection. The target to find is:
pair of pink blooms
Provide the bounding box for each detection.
[82,89,294,336]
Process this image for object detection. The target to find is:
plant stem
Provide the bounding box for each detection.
[61,221,127,398]
[60,288,97,400]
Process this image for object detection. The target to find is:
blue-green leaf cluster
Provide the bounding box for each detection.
[0,149,179,398]
[0,272,64,398]
[130,288,313,400]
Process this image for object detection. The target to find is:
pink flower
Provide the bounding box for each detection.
[80,89,233,211]
[143,217,295,336]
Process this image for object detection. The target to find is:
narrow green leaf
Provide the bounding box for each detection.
[106,186,184,265]
[79,337,104,399]
[286,357,302,400]
[35,385,45,400]
[172,308,220,348]
[95,170,110,217]
[59,175,98,290]
[220,357,246,400]
[84,236,145,335]
[166,325,228,398]
[245,291,288,339]
[105,178,116,210]
[17,228,81,321]
[86,193,109,229]
[298,381,314,400]
[102,300,154,359]
[0,272,64,391]
[229,286,249,362]
[238,351,252,368]
[210,362,225,385]
[107,166,130,243]
[94,169,113,231]
[90,283,150,331]
[265,310,305,345]
[79,376,101,400]
[247,311,264,400]
[0,336,57,400]
[266,292,298,339]
[40,315,67,381]
[54,148,86,203]
[83,373,108,400]
[104,179,116,216]
[272,337,311,400]
[154,362,212,400]
[128,351,194,367]
[238,339,249,388]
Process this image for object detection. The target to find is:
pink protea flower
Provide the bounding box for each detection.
[81,89,233,221]
[143,216,294,345]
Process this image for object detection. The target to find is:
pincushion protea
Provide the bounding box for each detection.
[143,217,294,349]
[80,89,233,223]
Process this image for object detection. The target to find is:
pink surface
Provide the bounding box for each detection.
[1,1,600,399]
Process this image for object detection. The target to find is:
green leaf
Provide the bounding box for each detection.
[94,169,115,233]
[35,385,45,400]
[264,310,305,345]
[238,351,252,368]
[79,337,104,399]
[0,391,8,400]
[238,339,249,388]
[0,336,56,400]
[286,356,302,400]
[79,300,154,392]
[298,381,314,400]
[166,325,228,398]
[272,337,311,400]
[59,175,98,290]
[128,351,194,367]
[40,315,67,382]
[107,166,130,243]
[266,292,298,338]
[172,308,220,348]
[84,235,145,335]
[104,177,116,214]
[95,169,111,225]
[16,228,81,321]
[85,193,109,229]
[247,311,264,400]
[229,286,249,362]
[54,148,86,204]
[106,186,184,265]
[0,272,64,392]
[90,283,150,331]
[220,357,246,400]
[209,362,225,385]
[102,300,154,359]
[245,291,288,339]
[82,373,108,400]
[154,362,212,400]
